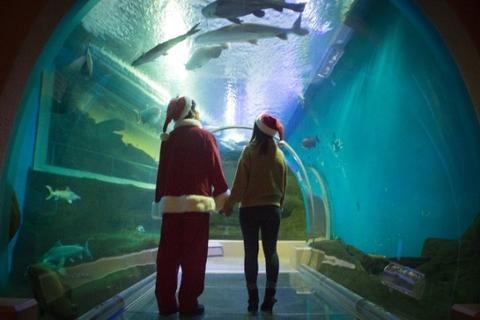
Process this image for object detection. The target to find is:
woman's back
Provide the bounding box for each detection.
[238,140,286,208]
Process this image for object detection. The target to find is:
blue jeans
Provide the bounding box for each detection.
[239,205,281,290]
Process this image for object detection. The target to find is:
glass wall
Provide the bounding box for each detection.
[289,1,480,319]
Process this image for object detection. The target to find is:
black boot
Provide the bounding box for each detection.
[260,288,277,313]
[247,288,259,314]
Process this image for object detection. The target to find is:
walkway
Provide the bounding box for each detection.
[115,245,357,320]
[79,241,361,319]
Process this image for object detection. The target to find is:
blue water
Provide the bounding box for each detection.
[289,1,480,256]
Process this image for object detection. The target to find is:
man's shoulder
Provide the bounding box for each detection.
[180,127,217,148]
[194,127,216,139]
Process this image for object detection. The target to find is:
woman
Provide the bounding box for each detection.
[221,113,287,314]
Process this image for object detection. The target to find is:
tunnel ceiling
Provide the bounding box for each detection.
[55,0,356,135]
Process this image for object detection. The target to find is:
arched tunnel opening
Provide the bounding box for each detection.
[1,0,480,319]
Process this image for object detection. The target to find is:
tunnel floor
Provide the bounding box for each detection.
[112,255,357,319]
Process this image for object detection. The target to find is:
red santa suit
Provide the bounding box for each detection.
[154,96,229,316]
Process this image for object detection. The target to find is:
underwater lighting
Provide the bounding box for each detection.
[153,2,191,79]
[211,126,252,141]
[316,25,353,79]
[317,44,344,78]
[224,81,238,126]
[89,44,169,105]
[223,130,249,144]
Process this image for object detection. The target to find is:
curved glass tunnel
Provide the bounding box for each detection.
[1,0,480,319]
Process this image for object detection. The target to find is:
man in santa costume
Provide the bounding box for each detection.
[154,96,230,317]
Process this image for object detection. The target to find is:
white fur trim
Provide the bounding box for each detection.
[174,118,202,129]
[256,115,277,137]
[160,119,201,141]
[158,194,216,214]
[214,190,230,211]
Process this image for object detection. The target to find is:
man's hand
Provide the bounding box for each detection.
[219,204,233,217]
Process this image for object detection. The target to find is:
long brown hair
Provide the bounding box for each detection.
[250,123,273,154]
[184,100,198,119]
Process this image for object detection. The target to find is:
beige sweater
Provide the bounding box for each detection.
[225,140,287,210]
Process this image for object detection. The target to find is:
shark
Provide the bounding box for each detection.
[202,0,306,24]
[185,44,229,70]
[67,44,93,78]
[45,185,81,204]
[194,14,308,46]
[40,241,93,269]
[132,23,201,66]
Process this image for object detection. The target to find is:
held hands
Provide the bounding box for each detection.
[219,203,233,217]
[218,195,233,217]
[219,209,233,217]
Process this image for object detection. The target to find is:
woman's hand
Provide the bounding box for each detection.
[219,204,233,217]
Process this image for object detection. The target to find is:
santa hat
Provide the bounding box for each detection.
[255,113,284,141]
[161,96,193,140]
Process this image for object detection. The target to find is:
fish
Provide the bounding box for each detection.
[53,45,93,104]
[82,45,93,77]
[185,44,229,70]
[202,0,306,24]
[45,185,81,204]
[301,136,319,149]
[40,240,92,268]
[136,225,146,233]
[67,44,93,78]
[132,23,201,66]
[134,107,161,126]
[194,14,308,46]
[96,119,126,134]
[331,138,344,153]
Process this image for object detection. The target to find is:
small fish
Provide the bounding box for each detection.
[82,45,93,77]
[301,136,319,149]
[40,240,92,268]
[136,225,146,233]
[132,23,201,66]
[297,93,307,109]
[45,185,81,204]
[97,119,125,133]
[331,138,344,153]
[68,45,93,78]
[194,14,308,46]
[54,45,93,105]
[134,107,161,126]
[185,44,228,70]
[202,0,306,24]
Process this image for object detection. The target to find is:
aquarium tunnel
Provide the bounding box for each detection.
[1,0,480,319]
